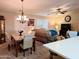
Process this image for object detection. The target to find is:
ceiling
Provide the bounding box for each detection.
[0,0,79,16]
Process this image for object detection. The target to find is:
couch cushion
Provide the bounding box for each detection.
[35,29,51,43]
[77,32,79,36]
[49,30,57,36]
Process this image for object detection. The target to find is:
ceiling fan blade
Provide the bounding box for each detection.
[63,11,67,12]
[57,8,62,10]
[60,11,67,14]
[60,12,64,14]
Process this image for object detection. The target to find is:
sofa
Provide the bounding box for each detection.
[35,29,57,43]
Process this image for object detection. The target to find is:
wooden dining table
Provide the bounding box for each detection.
[10,32,23,57]
[10,32,36,57]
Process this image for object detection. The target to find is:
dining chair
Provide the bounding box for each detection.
[5,32,12,51]
[20,34,34,56]
[67,31,77,38]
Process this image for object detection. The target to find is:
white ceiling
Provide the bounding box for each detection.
[0,0,79,16]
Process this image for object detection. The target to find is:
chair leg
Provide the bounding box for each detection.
[11,44,13,48]
[23,50,25,57]
[19,47,22,52]
[23,48,32,56]
[30,48,32,54]
[8,44,10,51]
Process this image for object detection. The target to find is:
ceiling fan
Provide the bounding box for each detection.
[57,8,67,14]
[49,8,67,15]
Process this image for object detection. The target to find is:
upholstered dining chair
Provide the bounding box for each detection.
[5,32,12,51]
[20,34,34,56]
[67,31,77,38]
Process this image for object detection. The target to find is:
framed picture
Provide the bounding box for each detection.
[28,19,34,26]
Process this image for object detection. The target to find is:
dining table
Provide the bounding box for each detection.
[10,32,23,57]
[10,32,36,57]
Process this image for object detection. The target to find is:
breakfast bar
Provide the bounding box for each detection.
[43,36,79,59]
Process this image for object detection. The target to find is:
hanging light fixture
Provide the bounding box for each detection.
[17,0,29,24]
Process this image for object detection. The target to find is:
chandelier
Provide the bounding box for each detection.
[16,0,29,24]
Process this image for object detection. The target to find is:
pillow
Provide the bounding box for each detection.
[77,32,79,36]
[49,30,57,36]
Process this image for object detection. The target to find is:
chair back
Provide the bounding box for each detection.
[5,32,11,43]
[23,35,33,49]
[67,31,77,38]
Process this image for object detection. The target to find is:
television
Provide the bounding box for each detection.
[61,24,71,31]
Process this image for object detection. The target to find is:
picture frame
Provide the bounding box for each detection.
[28,19,34,26]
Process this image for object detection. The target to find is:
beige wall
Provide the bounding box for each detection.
[0,12,15,32]
[0,9,79,32]
[48,10,79,31]
[69,10,79,31]
[0,11,47,32]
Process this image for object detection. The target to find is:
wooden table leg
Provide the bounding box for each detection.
[33,38,35,52]
[11,36,18,57]
[15,44,18,57]
[15,42,19,57]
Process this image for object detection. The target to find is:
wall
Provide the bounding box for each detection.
[0,12,15,32]
[0,11,48,32]
[48,10,79,31]
[69,10,79,31]
[0,9,79,32]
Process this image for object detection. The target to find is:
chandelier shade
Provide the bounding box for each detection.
[16,0,29,24]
